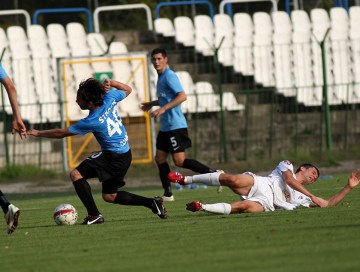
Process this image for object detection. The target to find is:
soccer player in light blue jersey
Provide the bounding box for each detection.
[0,63,26,234]
[28,78,167,224]
[141,48,218,202]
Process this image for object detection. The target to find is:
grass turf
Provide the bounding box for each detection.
[0,174,359,272]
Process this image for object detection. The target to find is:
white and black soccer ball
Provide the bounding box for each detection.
[53,204,78,225]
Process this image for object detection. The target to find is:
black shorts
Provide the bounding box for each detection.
[156,128,192,154]
[76,150,132,194]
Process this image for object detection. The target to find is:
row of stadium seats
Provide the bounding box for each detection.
[0,22,241,123]
[0,23,150,122]
[154,7,360,106]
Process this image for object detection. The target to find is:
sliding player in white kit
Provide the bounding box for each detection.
[168,160,360,214]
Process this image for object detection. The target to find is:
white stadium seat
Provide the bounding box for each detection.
[176,71,195,94]
[87,32,112,73]
[253,12,275,87]
[28,25,59,122]
[330,7,351,103]
[272,11,295,97]
[310,9,340,105]
[154,18,175,38]
[174,16,195,47]
[194,15,215,56]
[349,6,360,103]
[233,13,254,76]
[214,14,234,66]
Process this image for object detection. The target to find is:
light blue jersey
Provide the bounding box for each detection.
[157,67,187,131]
[68,89,130,154]
[0,64,9,81]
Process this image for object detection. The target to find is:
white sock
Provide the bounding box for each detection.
[202,203,231,215]
[188,172,221,186]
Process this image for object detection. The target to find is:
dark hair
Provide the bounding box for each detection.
[295,163,320,177]
[77,78,105,106]
[151,48,167,57]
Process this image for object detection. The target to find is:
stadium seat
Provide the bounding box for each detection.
[310,9,340,105]
[109,42,134,92]
[349,6,360,103]
[66,23,94,85]
[87,32,112,73]
[291,10,317,105]
[330,7,351,103]
[174,16,195,47]
[214,14,234,67]
[28,25,59,122]
[154,18,175,38]
[195,81,215,94]
[194,15,215,56]
[222,92,245,111]
[272,11,295,97]
[176,71,196,94]
[7,26,39,122]
[253,12,275,87]
[233,13,254,76]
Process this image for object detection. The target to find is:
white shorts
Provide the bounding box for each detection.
[242,172,275,212]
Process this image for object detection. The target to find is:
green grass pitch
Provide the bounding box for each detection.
[1,174,359,272]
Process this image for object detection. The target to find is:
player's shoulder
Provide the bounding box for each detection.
[277,160,294,170]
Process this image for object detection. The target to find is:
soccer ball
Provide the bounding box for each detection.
[53,204,78,225]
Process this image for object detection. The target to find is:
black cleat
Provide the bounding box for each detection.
[82,214,104,225]
[152,197,168,219]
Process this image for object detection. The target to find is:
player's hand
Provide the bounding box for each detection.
[140,102,152,112]
[103,78,111,92]
[311,195,328,208]
[12,118,27,139]
[150,107,165,118]
[27,129,39,136]
[348,169,360,189]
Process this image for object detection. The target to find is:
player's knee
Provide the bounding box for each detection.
[222,174,238,187]
[173,158,184,168]
[69,169,81,182]
[102,194,115,203]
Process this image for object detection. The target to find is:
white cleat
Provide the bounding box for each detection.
[5,204,20,234]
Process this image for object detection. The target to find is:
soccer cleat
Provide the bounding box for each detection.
[168,172,187,185]
[186,201,203,212]
[81,214,104,225]
[162,195,175,202]
[152,197,168,219]
[5,204,20,234]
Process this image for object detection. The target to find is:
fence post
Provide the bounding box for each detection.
[320,29,333,150]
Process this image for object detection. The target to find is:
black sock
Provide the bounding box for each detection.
[158,162,172,196]
[183,159,215,174]
[114,191,153,210]
[0,190,10,214]
[73,179,100,216]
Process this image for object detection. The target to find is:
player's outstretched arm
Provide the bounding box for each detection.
[27,128,76,138]
[325,169,360,207]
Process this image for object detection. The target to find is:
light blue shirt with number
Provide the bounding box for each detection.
[157,67,187,131]
[68,89,129,154]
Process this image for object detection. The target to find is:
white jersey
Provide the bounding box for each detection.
[243,160,312,211]
[270,160,312,209]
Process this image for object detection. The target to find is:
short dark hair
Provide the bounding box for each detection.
[151,48,167,57]
[295,163,320,177]
[77,78,106,106]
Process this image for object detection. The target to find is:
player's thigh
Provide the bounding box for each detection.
[220,173,254,194]
[231,200,265,213]
[155,149,169,164]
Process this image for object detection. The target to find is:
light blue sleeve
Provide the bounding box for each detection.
[0,64,9,81]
